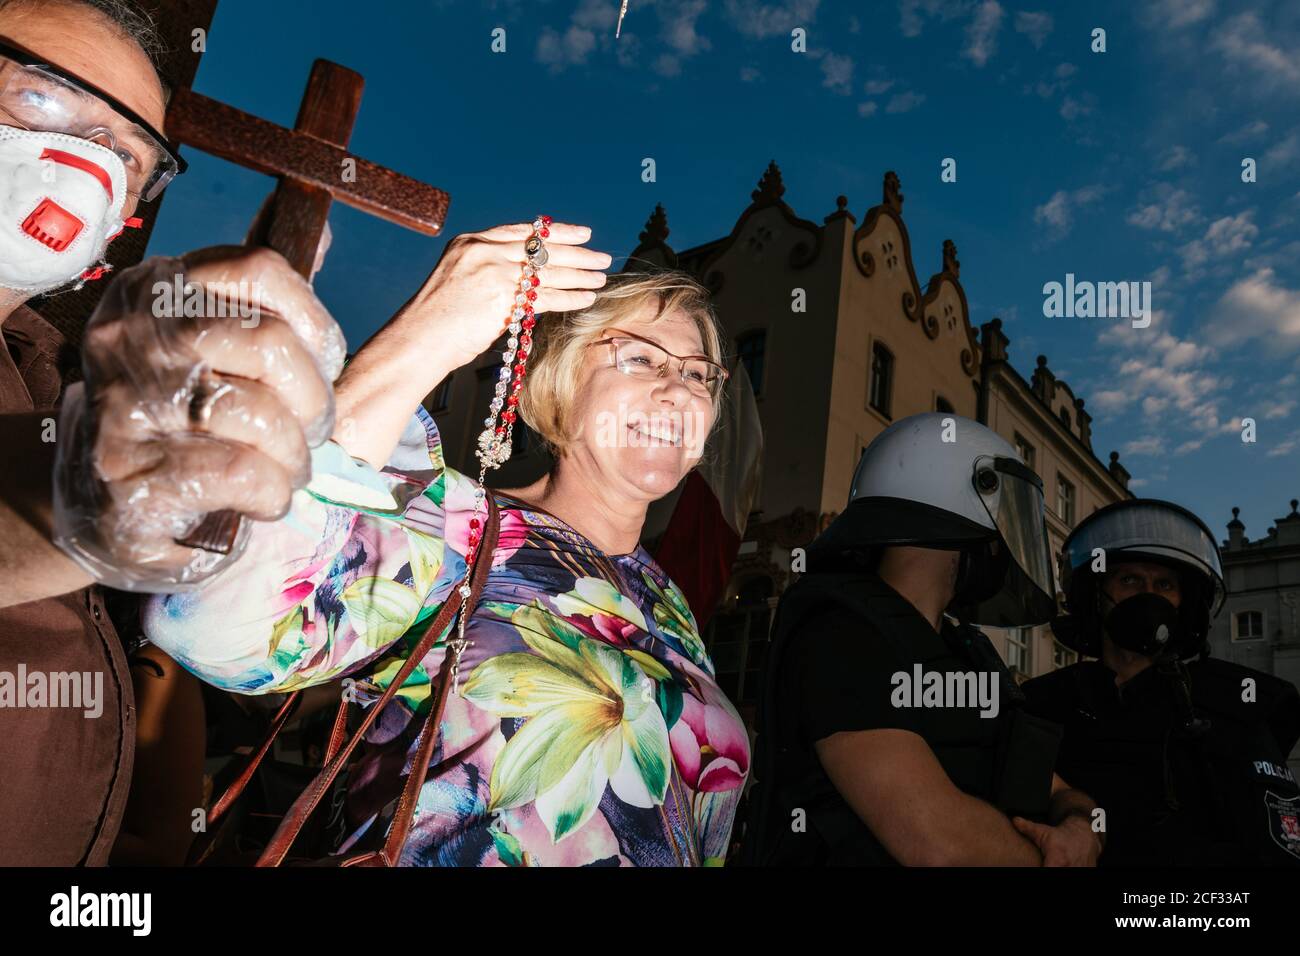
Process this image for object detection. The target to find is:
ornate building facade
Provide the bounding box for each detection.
[1211,502,1300,772]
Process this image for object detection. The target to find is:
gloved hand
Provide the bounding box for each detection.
[52,246,347,592]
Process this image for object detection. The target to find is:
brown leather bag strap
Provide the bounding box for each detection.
[207,690,302,826]
[378,652,458,864]
[323,690,352,766]
[256,496,501,867]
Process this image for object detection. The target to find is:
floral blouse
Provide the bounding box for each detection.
[144,408,749,866]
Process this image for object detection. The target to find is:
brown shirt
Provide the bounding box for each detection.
[0,305,135,865]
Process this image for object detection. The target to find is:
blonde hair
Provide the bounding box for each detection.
[519,269,727,457]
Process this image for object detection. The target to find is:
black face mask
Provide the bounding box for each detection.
[953,538,1010,607]
[1103,592,1181,657]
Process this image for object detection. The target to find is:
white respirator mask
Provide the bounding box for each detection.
[0,124,136,294]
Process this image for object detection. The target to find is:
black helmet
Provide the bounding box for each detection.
[1052,498,1226,659]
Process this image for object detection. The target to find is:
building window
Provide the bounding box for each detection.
[869,341,894,418]
[427,374,453,413]
[1057,474,1075,524]
[936,396,954,413]
[1059,406,1071,431]
[1014,432,1035,471]
[1006,627,1032,675]
[1052,640,1077,669]
[1233,610,1265,641]
[736,330,765,397]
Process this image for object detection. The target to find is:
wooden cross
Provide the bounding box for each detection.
[165,61,450,276]
[154,16,452,551]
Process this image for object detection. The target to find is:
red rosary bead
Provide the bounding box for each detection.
[522,316,536,330]
[525,290,537,302]
[541,215,552,225]
[529,275,540,288]
[513,362,526,376]
[507,394,518,406]
[540,227,550,238]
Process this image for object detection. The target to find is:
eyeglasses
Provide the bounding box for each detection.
[0,38,185,201]
[589,328,729,398]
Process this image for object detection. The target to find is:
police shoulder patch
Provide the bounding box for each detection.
[1265,790,1300,861]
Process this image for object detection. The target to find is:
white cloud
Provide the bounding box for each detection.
[1059,95,1094,121]
[654,52,682,76]
[898,0,967,38]
[1032,184,1105,240]
[740,65,761,82]
[857,101,879,118]
[1127,187,1201,233]
[1211,12,1300,89]
[964,0,1004,66]
[1179,210,1258,271]
[1152,0,1216,29]
[1158,144,1194,171]
[1124,435,1168,456]
[1207,267,1300,351]
[864,78,895,95]
[724,0,822,39]
[537,23,598,71]
[885,90,927,113]
[1264,132,1300,168]
[1014,11,1053,48]
[819,52,855,94]
[1266,429,1300,458]
[1265,398,1297,420]
[663,0,711,55]
[1218,119,1269,144]
[1090,311,1231,448]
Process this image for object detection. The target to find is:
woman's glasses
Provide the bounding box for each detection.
[589,328,729,399]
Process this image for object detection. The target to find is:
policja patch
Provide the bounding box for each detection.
[1265,791,1300,862]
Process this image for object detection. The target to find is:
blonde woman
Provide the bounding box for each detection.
[144,222,749,866]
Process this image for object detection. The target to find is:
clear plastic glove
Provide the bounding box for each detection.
[52,247,347,592]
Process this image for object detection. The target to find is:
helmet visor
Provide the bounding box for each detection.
[1063,500,1225,613]
[970,455,1057,625]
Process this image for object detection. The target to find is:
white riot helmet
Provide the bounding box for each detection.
[808,412,1057,627]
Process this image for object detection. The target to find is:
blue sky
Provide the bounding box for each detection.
[146,0,1300,543]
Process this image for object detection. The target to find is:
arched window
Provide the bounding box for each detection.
[736,330,766,397]
[936,396,954,413]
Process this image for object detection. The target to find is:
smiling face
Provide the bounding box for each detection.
[565,301,718,503]
[1102,560,1183,609]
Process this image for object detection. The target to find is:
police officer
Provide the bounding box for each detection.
[741,413,1102,866]
[1021,499,1300,866]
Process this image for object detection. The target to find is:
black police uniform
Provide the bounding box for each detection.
[742,569,1062,866]
[1022,657,1300,866]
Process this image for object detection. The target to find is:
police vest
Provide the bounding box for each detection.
[1024,657,1300,866]
[742,570,1061,866]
